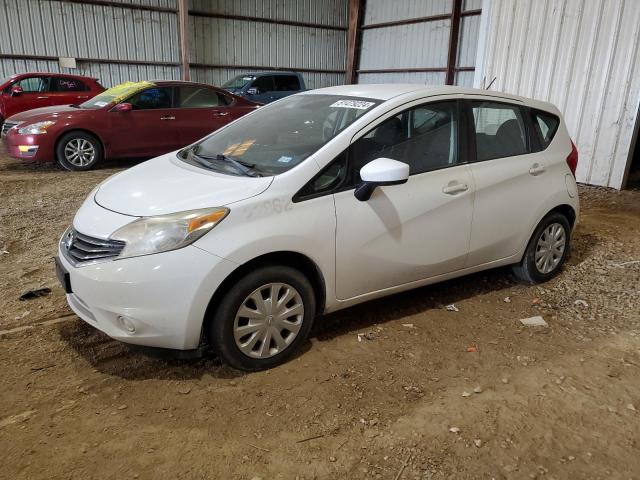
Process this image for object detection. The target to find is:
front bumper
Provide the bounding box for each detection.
[2,128,53,162]
[57,244,238,350]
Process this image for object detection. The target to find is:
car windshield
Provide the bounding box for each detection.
[78,81,155,109]
[178,94,382,176]
[222,75,255,90]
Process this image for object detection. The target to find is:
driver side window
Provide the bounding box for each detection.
[347,100,459,185]
[128,87,173,110]
[15,76,51,93]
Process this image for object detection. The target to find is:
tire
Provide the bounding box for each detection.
[55,131,103,171]
[512,212,571,284]
[207,265,316,371]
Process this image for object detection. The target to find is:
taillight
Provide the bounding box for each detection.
[566,141,578,177]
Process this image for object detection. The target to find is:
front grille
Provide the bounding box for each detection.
[62,228,125,264]
[1,121,19,136]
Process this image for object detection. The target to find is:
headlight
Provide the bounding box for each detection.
[18,121,56,135]
[111,207,229,259]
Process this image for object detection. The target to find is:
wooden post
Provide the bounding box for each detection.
[346,0,363,84]
[177,0,190,81]
[445,0,462,85]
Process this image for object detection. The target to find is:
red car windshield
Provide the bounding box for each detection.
[78,81,155,109]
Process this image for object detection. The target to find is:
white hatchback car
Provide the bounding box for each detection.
[57,85,579,370]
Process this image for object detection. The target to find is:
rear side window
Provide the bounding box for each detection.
[52,77,88,92]
[532,110,560,148]
[472,101,528,161]
[274,75,301,91]
[128,87,173,110]
[177,86,225,108]
[252,75,275,93]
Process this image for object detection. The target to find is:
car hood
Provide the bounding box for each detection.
[94,152,274,217]
[8,105,94,122]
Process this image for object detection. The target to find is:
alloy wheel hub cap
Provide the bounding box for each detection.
[64,138,96,167]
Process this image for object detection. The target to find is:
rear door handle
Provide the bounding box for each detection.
[442,181,469,195]
[529,163,546,175]
[37,96,49,99]
[77,95,89,99]
[160,116,175,121]
[212,111,229,117]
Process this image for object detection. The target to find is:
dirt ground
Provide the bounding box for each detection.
[1,153,639,480]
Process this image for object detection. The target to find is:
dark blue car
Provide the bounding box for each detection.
[222,72,306,104]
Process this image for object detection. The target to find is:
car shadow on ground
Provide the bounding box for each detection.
[56,223,598,381]
[0,157,147,173]
[54,267,520,382]
[313,266,515,342]
[314,226,598,342]
[57,320,245,380]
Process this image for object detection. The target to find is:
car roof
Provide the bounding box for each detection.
[302,84,561,113]
[304,84,529,102]
[9,72,99,81]
[231,72,299,77]
[149,80,221,88]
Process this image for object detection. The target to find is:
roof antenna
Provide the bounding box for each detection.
[485,76,497,90]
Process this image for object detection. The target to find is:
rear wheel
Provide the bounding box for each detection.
[207,265,316,371]
[56,131,103,171]
[512,212,571,284]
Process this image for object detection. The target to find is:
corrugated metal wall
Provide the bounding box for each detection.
[188,0,348,89]
[0,0,181,86]
[0,0,347,90]
[358,0,482,86]
[475,0,640,189]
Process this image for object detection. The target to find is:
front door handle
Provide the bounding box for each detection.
[212,111,229,117]
[37,96,49,99]
[77,95,89,99]
[160,116,175,121]
[529,163,546,175]
[442,181,469,195]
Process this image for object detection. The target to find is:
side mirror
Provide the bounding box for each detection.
[111,102,132,113]
[354,158,409,201]
[10,85,23,97]
[246,87,259,95]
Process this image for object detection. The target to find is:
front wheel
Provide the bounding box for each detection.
[207,265,316,371]
[56,131,103,171]
[512,212,571,284]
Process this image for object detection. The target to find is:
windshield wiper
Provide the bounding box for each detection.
[188,149,261,177]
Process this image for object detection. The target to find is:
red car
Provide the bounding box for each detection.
[1,80,259,171]
[0,72,104,127]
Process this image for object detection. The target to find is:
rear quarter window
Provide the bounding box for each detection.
[471,101,529,161]
[532,109,560,149]
[53,77,89,92]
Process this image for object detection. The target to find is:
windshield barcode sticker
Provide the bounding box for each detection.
[93,101,108,107]
[330,100,375,110]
